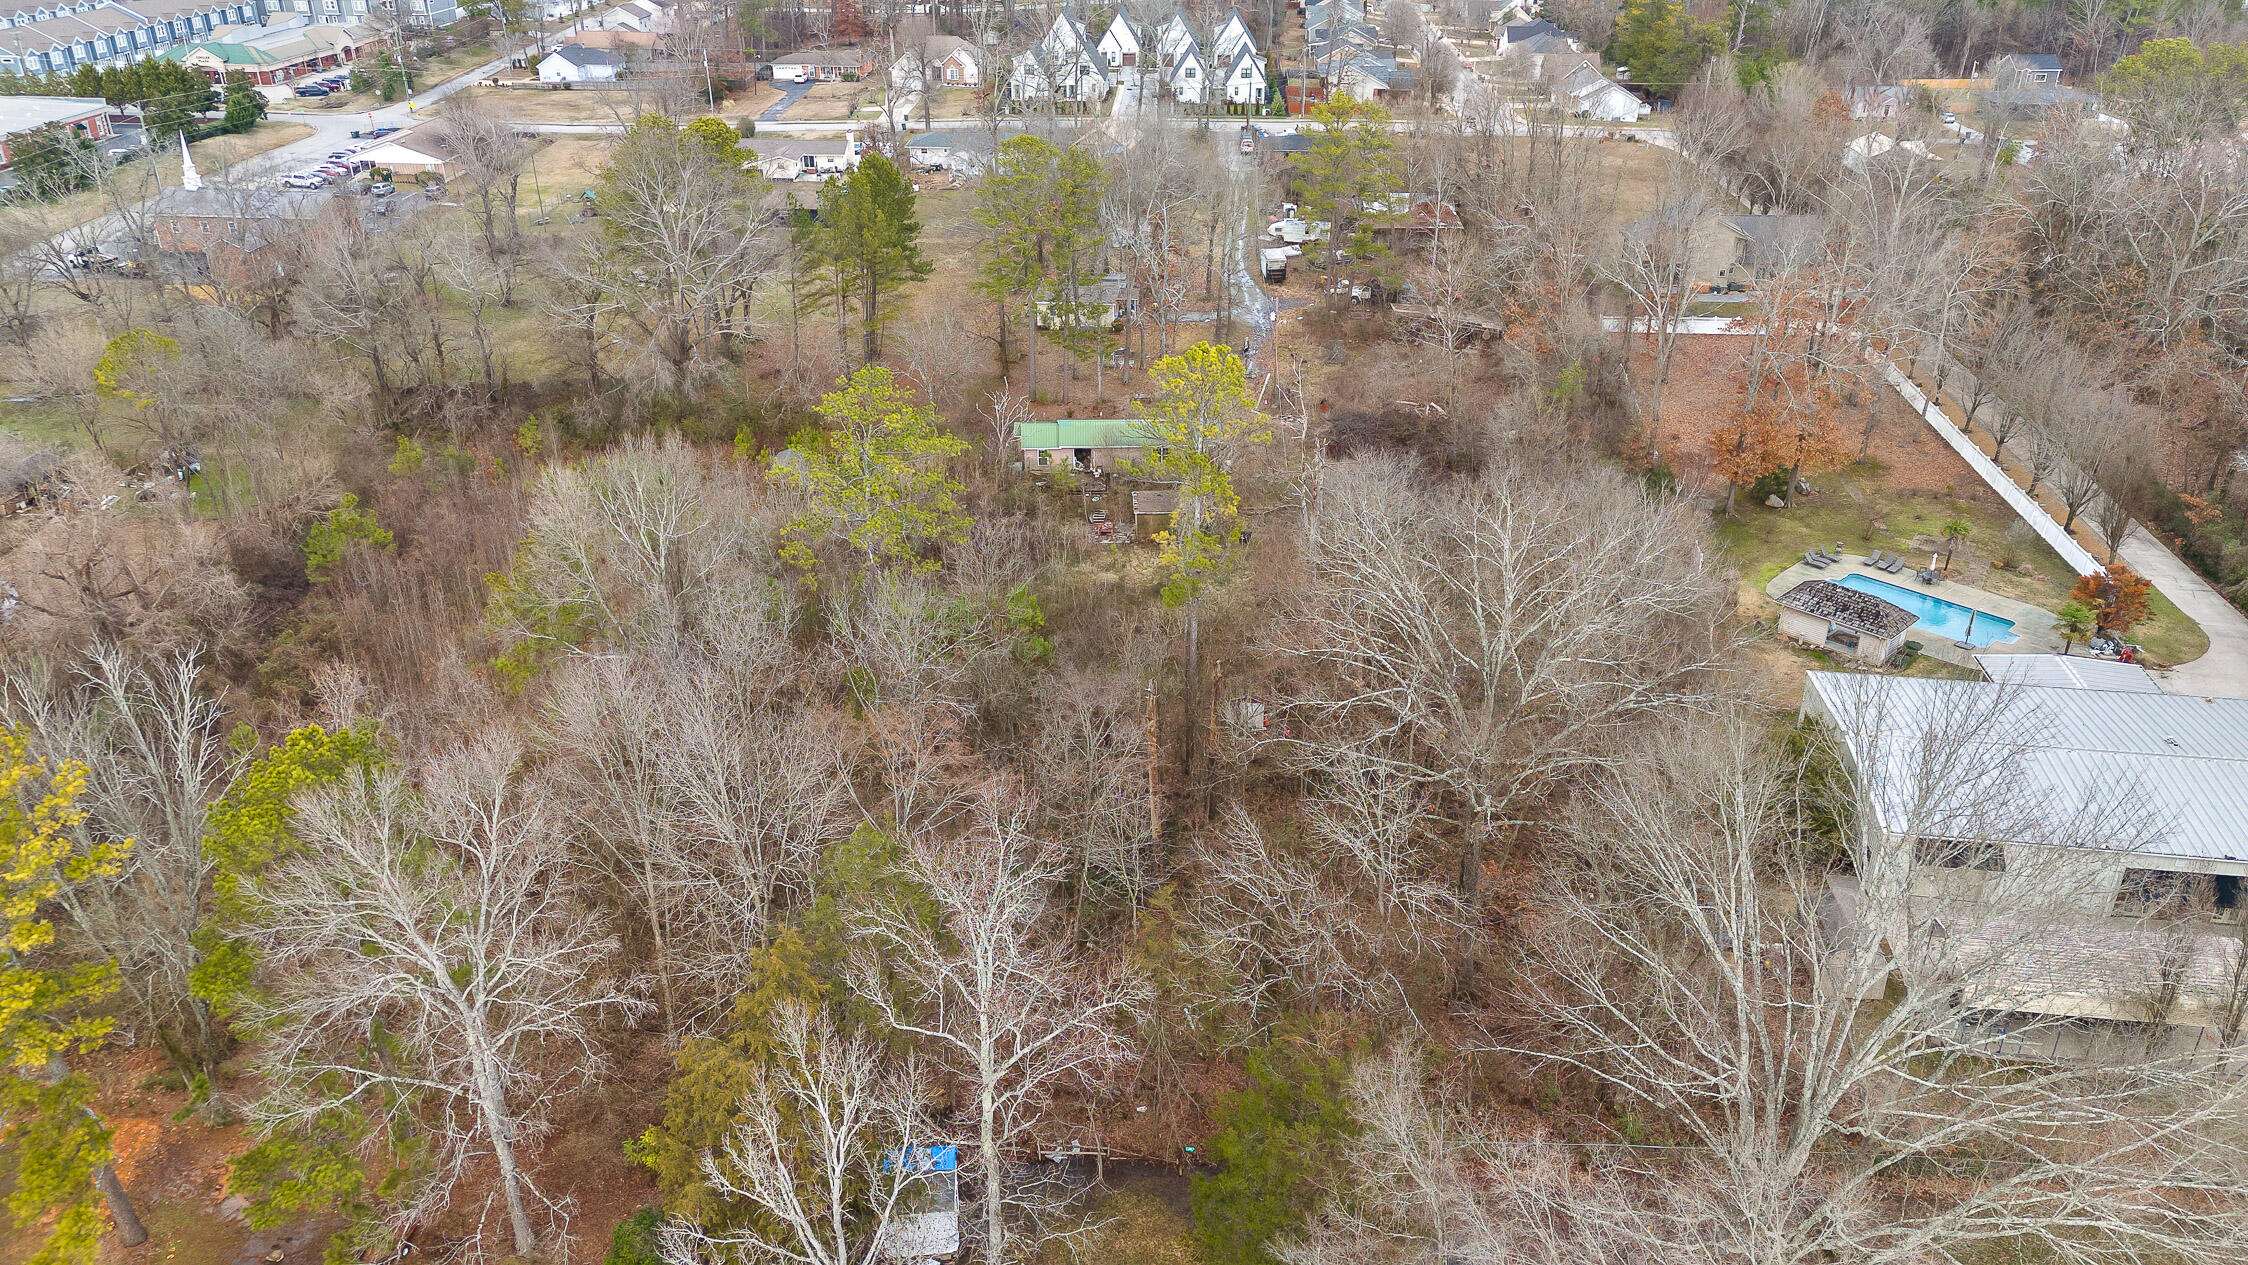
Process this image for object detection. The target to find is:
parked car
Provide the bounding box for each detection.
[1940,110,1957,124]
[327,150,354,160]
[65,248,118,270]
[366,181,395,197]
[294,86,330,97]
[281,175,326,189]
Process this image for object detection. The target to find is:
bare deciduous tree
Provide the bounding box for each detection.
[234,736,648,1257]
[848,799,1147,1264]
[490,435,776,659]
[1471,694,2248,1265]
[2,645,239,1084]
[661,1001,932,1265]
[1603,182,1713,436]
[1268,456,1734,977]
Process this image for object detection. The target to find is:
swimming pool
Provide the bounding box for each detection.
[1834,573,2019,646]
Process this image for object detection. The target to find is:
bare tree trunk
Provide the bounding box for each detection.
[92,1163,148,1248]
[980,1078,1003,1262]
[472,1053,538,1257]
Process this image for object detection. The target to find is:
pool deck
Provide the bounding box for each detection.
[1764,555,2063,666]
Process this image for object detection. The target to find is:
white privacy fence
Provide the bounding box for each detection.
[1885,367,2104,578]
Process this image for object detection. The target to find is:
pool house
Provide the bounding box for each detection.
[1775,578,1920,666]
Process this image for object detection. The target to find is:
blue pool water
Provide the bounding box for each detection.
[1835,572,2019,646]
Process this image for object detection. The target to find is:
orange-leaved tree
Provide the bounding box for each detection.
[2070,563,2153,635]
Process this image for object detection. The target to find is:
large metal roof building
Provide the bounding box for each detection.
[1801,671,2248,865]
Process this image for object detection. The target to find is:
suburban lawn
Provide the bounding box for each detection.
[309,40,499,113]
[1715,467,2208,668]
[454,84,643,125]
[784,79,877,120]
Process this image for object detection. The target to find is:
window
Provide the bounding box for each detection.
[2114,868,2214,919]
[1914,838,2005,872]
[2216,875,2244,924]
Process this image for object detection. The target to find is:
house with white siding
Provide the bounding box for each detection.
[1095,10,1143,70]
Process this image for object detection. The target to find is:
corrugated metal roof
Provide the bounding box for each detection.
[1015,419,1158,450]
[1974,653,2161,694]
[1804,672,2248,863]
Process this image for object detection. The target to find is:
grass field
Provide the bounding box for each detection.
[456,83,645,125]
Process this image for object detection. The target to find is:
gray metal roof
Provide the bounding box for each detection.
[1974,653,2161,694]
[1804,672,2248,864]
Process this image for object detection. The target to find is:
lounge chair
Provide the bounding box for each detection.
[1804,550,1831,569]
[1865,551,1889,569]
[1884,555,1908,573]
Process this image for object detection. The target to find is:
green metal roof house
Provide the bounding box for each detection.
[1015,419,1159,450]
[1014,419,1162,471]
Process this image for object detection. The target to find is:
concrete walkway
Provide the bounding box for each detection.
[2103,525,2248,698]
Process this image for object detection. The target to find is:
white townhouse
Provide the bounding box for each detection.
[1095,9,1142,70]
[1214,6,1255,62]
[1165,37,1207,103]
[0,0,261,78]
[1220,44,1264,106]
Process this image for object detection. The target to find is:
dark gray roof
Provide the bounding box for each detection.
[2016,53,2064,71]
[548,43,621,67]
[905,129,1004,152]
[1720,212,1821,263]
[1507,31,1577,54]
[1985,83,2096,111]
[150,186,335,220]
[1504,18,1564,42]
[1778,579,1919,639]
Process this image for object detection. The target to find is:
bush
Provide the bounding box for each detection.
[606,1207,664,1265]
[1191,1048,1355,1265]
[1747,467,1791,503]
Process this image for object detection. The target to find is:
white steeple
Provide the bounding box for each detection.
[178,131,202,192]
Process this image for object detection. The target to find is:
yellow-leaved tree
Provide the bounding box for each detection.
[1131,342,1273,817]
[1,728,146,1263]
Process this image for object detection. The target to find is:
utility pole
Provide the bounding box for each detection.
[1144,678,1162,844]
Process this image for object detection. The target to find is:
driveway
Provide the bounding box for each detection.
[760,80,816,122]
[2112,525,2248,698]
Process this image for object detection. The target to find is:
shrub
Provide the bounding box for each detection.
[1191,1048,1355,1265]
[1747,467,1790,503]
[606,1207,664,1265]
